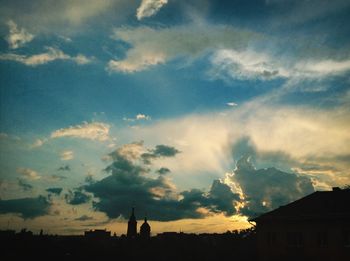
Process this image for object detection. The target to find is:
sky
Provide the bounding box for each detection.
[0,0,350,235]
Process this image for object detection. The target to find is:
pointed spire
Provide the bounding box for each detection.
[127,207,137,238]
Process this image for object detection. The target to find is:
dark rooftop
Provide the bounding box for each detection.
[252,187,350,222]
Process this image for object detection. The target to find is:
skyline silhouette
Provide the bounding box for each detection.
[1,1,350,254]
[1,187,349,260]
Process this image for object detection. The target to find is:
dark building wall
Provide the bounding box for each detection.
[256,220,350,261]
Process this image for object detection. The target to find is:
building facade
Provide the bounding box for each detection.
[252,187,350,261]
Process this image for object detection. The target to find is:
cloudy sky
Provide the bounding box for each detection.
[0,0,350,235]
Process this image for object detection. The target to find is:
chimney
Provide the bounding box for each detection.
[332,187,341,191]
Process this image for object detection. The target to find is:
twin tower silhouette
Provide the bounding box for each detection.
[127,207,151,239]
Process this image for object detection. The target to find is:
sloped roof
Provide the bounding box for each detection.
[252,188,350,222]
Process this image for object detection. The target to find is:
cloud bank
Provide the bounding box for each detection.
[227,156,315,217]
[84,140,315,221]
[86,142,242,221]
[0,196,50,219]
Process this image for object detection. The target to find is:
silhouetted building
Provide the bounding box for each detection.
[252,187,350,261]
[84,229,111,239]
[18,228,33,238]
[127,207,137,239]
[0,229,15,238]
[140,217,151,239]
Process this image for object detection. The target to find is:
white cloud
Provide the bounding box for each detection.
[227,102,238,107]
[210,49,285,81]
[60,150,74,161]
[17,167,41,180]
[136,0,168,20]
[51,122,110,141]
[295,59,350,76]
[0,47,91,66]
[123,114,151,122]
[136,114,151,120]
[6,20,34,49]
[210,48,350,91]
[107,24,258,73]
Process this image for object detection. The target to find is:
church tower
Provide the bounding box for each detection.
[140,216,151,239]
[127,207,137,238]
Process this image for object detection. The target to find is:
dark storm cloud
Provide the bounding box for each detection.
[156,167,171,175]
[207,180,240,215]
[153,145,180,157]
[46,187,63,195]
[57,165,70,171]
[86,142,238,221]
[87,141,314,221]
[179,180,240,216]
[262,70,279,79]
[17,178,32,191]
[229,156,314,218]
[65,190,91,205]
[85,168,199,221]
[141,144,180,164]
[0,196,51,219]
[229,137,316,217]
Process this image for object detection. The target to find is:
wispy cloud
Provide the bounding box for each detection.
[6,20,34,49]
[17,167,41,180]
[51,122,110,141]
[60,150,74,161]
[210,49,284,81]
[136,0,168,20]
[295,59,350,76]
[0,47,91,66]
[210,48,350,92]
[0,0,129,33]
[107,24,258,73]
[30,138,48,148]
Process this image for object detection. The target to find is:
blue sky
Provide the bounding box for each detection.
[0,0,350,235]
